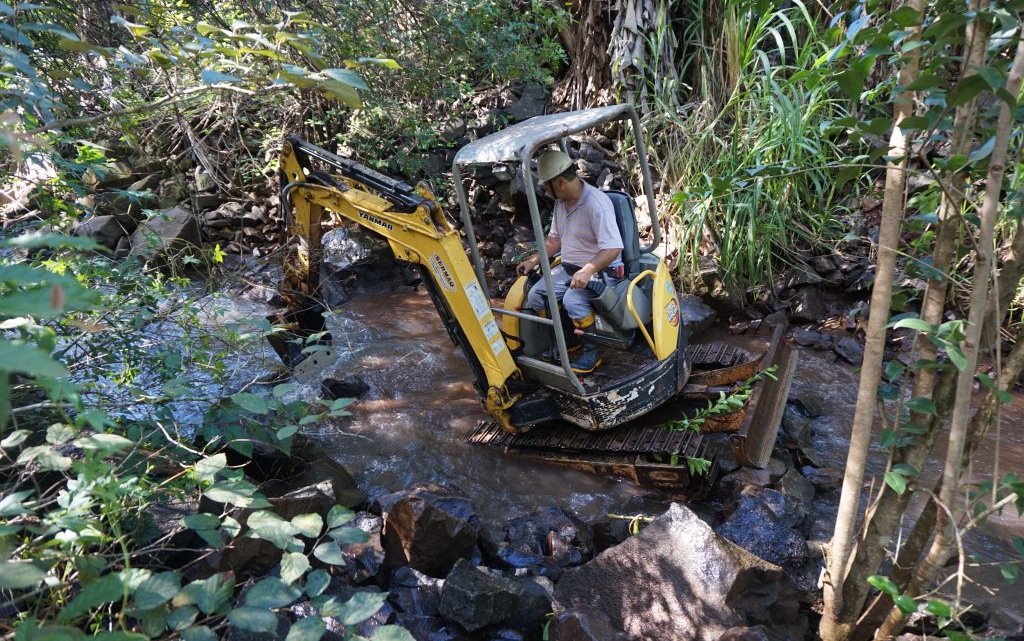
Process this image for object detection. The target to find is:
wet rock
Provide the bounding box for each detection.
[788,391,825,418]
[343,512,386,585]
[438,560,515,633]
[72,215,132,251]
[438,560,550,639]
[800,465,841,493]
[719,626,771,641]
[775,469,815,526]
[679,294,717,338]
[375,483,480,578]
[501,506,593,570]
[780,405,812,448]
[766,451,792,480]
[719,467,771,496]
[792,327,823,348]
[135,499,199,571]
[715,494,808,567]
[507,85,548,122]
[809,255,836,274]
[321,375,370,400]
[292,440,366,508]
[129,205,202,265]
[789,286,824,323]
[549,608,628,641]
[834,337,865,365]
[389,566,444,617]
[553,504,805,641]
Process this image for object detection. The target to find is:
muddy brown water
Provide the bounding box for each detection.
[300,289,1023,630]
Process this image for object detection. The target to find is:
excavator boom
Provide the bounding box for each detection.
[275,137,522,429]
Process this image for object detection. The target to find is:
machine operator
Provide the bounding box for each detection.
[516,149,624,374]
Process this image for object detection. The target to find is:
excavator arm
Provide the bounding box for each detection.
[276,137,522,430]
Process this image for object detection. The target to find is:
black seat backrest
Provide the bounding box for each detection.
[603,190,641,278]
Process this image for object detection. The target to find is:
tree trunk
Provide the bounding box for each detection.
[819,5,923,638]
[831,6,991,634]
[876,31,1024,640]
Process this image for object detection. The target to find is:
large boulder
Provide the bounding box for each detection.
[129,205,201,265]
[375,483,480,578]
[679,294,717,338]
[552,503,805,641]
[438,559,551,640]
[72,215,133,251]
[715,495,808,568]
[498,506,594,571]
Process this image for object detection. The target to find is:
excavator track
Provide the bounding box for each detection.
[467,324,797,493]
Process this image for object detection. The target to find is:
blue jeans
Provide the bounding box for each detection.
[525,265,620,321]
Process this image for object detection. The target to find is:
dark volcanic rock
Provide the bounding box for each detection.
[129,205,201,265]
[775,469,815,527]
[72,214,133,251]
[321,375,370,400]
[501,506,594,569]
[376,483,481,578]
[715,495,809,567]
[834,337,865,365]
[719,626,771,641]
[438,560,514,633]
[550,608,628,641]
[679,294,717,338]
[552,503,806,641]
[789,286,824,323]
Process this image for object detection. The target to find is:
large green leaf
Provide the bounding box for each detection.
[0,560,47,589]
[291,513,323,538]
[247,510,300,549]
[175,574,232,614]
[337,591,387,626]
[134,571,182,610]
[194,453,227,482]
[285,616,326,641]
[180,626,218,641]
[312,542,345,566]
[305,570,330,598]
[281,552,310,584]
[59,572,134,621]
[372,626,417,641]
[229,607,279,633]
[244,577,301,608]
[0,341,67,377]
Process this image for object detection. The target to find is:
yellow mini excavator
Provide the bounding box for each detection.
[269,104,796,490]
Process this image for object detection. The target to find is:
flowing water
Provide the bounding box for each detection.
[301,289,644,524]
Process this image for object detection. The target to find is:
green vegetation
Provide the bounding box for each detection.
[3,0,1024,639]
[0,1,565,638]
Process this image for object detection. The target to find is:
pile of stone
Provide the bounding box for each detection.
[67,155,283,267]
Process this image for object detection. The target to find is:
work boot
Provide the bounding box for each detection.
[569,312,601,375]
[570,341,601,374]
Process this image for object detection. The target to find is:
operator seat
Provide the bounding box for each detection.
[590,190,652,332]
[605,191,642,278]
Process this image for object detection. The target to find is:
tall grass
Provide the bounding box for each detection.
[643,0,852,292]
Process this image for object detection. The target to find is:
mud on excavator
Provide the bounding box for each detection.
[268,103,796,492]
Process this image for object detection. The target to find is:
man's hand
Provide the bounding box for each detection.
[517,255,539,275]
[569,264,596,289]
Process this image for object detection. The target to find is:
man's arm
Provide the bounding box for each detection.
[569,248,621,289]
[517,236,562,274]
